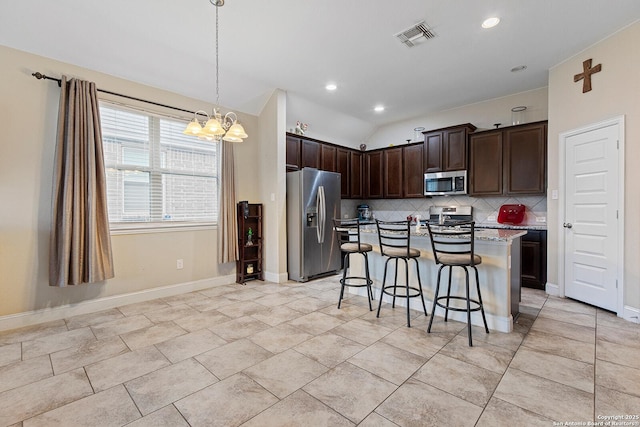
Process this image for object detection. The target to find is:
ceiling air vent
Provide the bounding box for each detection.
[395,21,436,48]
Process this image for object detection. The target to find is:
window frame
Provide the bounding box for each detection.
[99,100,219,234]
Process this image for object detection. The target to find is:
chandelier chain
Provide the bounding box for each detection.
[215,3,220,108]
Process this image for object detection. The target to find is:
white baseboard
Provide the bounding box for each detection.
[264,271,289,283]
[622,305,640,324]
[545,282,560,296]
[0,274,235,332]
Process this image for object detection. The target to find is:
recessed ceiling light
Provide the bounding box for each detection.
[325,83,337,91]
[374,105,385,113]
[481,17,500,29]
[511,65,527,72]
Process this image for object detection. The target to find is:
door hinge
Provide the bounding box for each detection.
[616,279,618,289]
[616,210,619,219]
[617,140,619,149]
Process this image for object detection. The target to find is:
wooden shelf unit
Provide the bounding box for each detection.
[236,202,264,284]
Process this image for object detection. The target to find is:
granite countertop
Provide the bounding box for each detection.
[475,223,547,231]
[358,224,527,242]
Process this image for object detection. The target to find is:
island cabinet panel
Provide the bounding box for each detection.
[469,131,503,196]
[384,147,404,198]
[505,123,547,194]
[403,144,424,198]
[286,135,301,172]
[365,151,384,199]
[423,123,476,173]
[521,230,547,289]
[349,151,364,199]
[320,144,337,172]
[300,139,321,169]
[336,148,351,198]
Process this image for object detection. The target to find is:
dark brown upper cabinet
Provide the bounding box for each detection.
[403,143,424,198]
[469,121,547,196]
[286,135,301,172]
[300,139,321,169]
[336,148,351,198]
[320,144,337,172]
[349,151,364,199]
[423,123,477,173]
[504,123,547,194]
[365,151,384,199]
[384,147,404,198]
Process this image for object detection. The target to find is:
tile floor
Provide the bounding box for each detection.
[1,278,639,426]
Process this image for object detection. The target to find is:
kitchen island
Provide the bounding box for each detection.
[345,226,526,333]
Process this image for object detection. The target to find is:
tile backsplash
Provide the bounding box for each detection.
[341,195,547,227]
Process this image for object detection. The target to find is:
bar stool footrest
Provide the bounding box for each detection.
[434,296,483,312]
[381,286,424,299]
[341,276,373,288]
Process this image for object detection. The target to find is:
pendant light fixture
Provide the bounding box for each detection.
[183,0,248,142]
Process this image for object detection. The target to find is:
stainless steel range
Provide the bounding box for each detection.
[427,206,473,225]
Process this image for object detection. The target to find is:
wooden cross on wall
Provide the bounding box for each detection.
[574,59,602,93]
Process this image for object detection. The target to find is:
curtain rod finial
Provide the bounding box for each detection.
[32,72,44,79]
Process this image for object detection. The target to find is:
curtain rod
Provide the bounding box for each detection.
[32,72,196,115]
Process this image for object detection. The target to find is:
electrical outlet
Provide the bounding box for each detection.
[177,259,184,270]
[487,215,496,222]
[536,216,546,223]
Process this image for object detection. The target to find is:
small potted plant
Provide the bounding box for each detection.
[246,227,254,246]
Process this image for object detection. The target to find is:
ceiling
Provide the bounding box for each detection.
[1,0,640,129]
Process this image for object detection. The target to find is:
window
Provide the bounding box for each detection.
[100,102,218,228]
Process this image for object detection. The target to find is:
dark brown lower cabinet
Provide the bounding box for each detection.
[521,230,547,289]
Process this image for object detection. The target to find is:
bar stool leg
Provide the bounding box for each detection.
[414,259,428,316]
[404,258,411,327]
[338,252,349,309]
[427,265,444,333]
[444,266,453,322]
[392,258,399,308]
[377,257,391,318]
[464,267,473,346]
[363,252,373,311]
[474,266,489,333]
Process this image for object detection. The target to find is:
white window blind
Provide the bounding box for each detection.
[100,102,218,227]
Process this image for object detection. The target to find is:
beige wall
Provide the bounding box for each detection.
[547,22,640,310]
[0,45,259,318]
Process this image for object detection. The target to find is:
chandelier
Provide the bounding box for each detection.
[183,0,248,142]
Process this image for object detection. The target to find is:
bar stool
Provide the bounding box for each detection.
[426,221,489,346]
[375,220,428,327]
[333,218,374,310]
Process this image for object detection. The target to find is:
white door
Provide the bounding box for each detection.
[564,123,619,311]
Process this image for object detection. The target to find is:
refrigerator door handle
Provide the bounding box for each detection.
[316,187,322,243]
[318,185,326,243]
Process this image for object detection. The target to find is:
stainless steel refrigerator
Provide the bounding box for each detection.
[287,168,341,282]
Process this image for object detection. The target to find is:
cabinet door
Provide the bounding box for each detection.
[443,128,467,171]
[320,144,337,172]
[423,131,443,173]
[403,144,424,198]
[505,123,546,195]
[286,135,301,171]
[336,148,350,198]
[349,151,364,199]
[300,139,321,169]
[469,131,503,195]
[384,147,403,198]
[521,230,546,289]
[366,151,384,198]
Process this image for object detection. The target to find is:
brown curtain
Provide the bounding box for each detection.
[217,140,238,263]
[49,76,114,286]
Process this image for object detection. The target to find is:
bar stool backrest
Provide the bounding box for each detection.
[375,220,412,258]
[333,218,366,251]
[426,221,477,266]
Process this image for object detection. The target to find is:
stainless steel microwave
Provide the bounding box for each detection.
[424,170,467,196]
